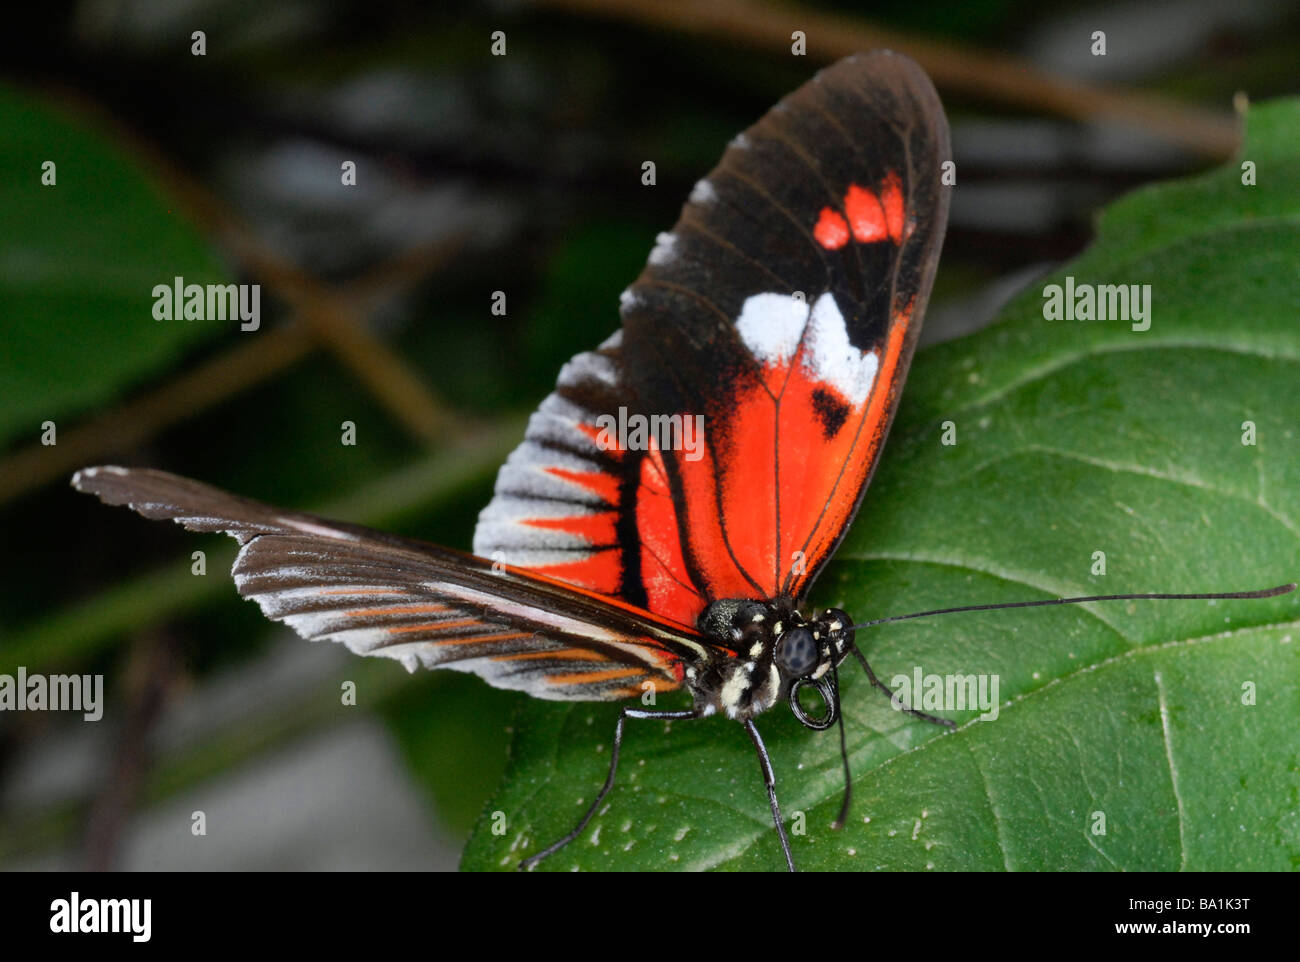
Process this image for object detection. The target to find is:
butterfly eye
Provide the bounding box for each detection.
[775,626,819,677]
[821,608,856,648]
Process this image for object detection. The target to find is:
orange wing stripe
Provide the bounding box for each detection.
[609,675,679,698]
[545,667,644,685]
[385,619,480,634]
[491,648,598,663]
[346,604,449,617]
[431,631,534,646]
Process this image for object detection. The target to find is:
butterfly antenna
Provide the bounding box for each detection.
[848,583,1295,632]
[840,582,1293,730]
[847,643,957,728]
[829,662,854,830]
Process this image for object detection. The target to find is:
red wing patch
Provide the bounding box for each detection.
[625,290,917,607]
[814,171,906,249]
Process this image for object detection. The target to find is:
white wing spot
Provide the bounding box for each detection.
[648,232,677,266]
[736,293,807,366]
[735,290,879,407]
[690,179,716,204]
[803,292,878,407]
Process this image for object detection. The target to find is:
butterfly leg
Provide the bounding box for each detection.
[743,719,796,872]
[830,664,853,830]
[850,646,957,729]
[519,707,698,871]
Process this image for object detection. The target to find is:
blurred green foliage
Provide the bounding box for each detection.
[0,87,229,450]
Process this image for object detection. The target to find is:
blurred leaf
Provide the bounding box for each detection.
[381,674,523,838]
[462,99,1300,871]
[522,219,654,391]
[0,85,232,449]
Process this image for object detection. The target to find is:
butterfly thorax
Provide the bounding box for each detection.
[691,598,855,722]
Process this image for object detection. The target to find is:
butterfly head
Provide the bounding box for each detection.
[696,600,855,725]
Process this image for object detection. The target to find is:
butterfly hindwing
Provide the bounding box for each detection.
[471,329,712,629]
[73,467,704,701]
[476,51,950,618]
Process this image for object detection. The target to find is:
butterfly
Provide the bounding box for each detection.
[72,51,1291,872]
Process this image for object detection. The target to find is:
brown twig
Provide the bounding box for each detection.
[535,0,1240,159]
[0,232,468,505]
[82,629,179,871]
[0,326,310,504]
[339,231,473,313]
[208,222,457,442]
[38,85,457,446]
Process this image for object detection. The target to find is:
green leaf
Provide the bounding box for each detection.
[462,99,1300,871]
[0,85,231,449]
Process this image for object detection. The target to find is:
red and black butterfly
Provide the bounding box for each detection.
[72,51,1290,871]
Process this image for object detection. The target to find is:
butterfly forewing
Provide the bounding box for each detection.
[72,467,705,701]
[475,51,950,620]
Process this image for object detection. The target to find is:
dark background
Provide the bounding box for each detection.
[2,0,1297,869]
